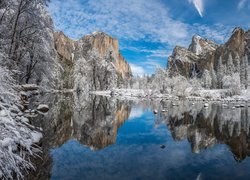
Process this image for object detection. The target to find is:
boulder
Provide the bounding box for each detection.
[37,104,49,113]
[153,110,158,114]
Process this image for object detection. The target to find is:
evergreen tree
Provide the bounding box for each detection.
[227,53,234,75]
[217,56,224,88]
[240,55,248,89]
[202,69,212,89]
[234,53,240,73]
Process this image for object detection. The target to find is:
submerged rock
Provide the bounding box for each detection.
[160,145,166,149]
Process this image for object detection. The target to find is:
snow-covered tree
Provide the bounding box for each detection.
[202,70,212,89]
[240,55,248,89]
[211,69,217,89]
[217,56,225,88]
[151,67,168,93]
[222,73,241,96]
[0,0,56,86]
[227,53,234,76]
[234,53,240,73]
[170,76,191,98]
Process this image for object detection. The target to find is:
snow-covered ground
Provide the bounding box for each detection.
[91,88,250,102]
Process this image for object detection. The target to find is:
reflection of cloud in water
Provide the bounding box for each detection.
[128,107,144,119]
[30,95,250,180]
[51,139,243,180]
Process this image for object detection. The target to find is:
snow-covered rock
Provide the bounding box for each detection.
[188,35,218,55]
[21,84,39,91]
[204,103,209,107]
[37,104,49,113]
[153,110,158,114]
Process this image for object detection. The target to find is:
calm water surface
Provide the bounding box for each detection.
[30,93,250,180]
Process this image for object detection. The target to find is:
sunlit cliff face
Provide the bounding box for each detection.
[53,31,131,84]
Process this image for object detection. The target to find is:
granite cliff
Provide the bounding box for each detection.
[168,28,250,89]
[54,31,132,91]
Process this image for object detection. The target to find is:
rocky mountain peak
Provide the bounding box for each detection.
[225,27,246,55]
[188,34,218,55]
[82,31,119,58]
[81,32,131,79]
[54,31,76,61]
[168,27,250,89]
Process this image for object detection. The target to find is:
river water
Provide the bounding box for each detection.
[28,92,250,180]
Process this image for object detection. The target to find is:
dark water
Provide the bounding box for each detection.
[29,93,250,180]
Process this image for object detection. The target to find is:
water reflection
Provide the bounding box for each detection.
[154,101,250,161]
[28,94,250,179]
[28,93,131,179]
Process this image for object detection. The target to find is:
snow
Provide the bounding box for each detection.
[31,132,43,143]
[37,104,49,112]
[21,84,39,91]
[0,103,42,179]
[91,88,250,103]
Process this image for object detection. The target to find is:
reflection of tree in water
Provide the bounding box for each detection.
[28,93,131,179]
[155,101,250,162]
[74,94,131,150]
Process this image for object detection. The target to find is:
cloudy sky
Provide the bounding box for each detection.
[48,0,250,76]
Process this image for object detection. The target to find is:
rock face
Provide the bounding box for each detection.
[54,31,132,91]
[81,32,132,79]
[168,27,249,89]
[188,35,218,55]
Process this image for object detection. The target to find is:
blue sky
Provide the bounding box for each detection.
[48,0,250,76]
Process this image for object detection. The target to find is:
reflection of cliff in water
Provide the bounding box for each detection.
[28,93,131,180]
[41,93,131,150]
[156,101,250,162]
[73,94,131,150]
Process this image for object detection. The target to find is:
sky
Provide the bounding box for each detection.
[48,0,250,76]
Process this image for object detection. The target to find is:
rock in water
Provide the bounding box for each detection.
[160,145,166,149]
[37,104,49,113]
[153,110,158,114]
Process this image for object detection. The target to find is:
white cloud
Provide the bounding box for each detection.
[48,0,232,75]
[238,0,249,10]
[49,0,189,46]
[188,0,204,17]
[49,0,229,47]
[130,64,146,76]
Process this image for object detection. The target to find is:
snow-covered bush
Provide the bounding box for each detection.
[222,73,241,96]
[171,76,191,98]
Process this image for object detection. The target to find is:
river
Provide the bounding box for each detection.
[28,92,250,180]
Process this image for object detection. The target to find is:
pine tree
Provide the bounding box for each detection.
[211,69,217,88]
[202,69,212,89]
[227,53,234,75]
[244,55,248,89]
[240,55,248,89]
[234,53,240,73]
[217,56,224,88]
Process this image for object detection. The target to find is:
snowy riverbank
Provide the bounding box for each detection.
[91,88,250,103]
[0,83,46,179]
